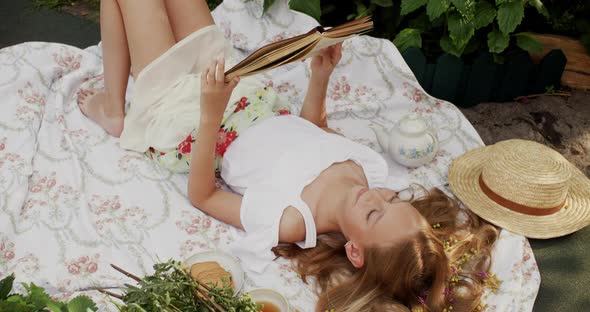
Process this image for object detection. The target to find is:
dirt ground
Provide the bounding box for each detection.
[460,90,590,177]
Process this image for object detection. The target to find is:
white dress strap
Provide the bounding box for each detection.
[292,197,317,249]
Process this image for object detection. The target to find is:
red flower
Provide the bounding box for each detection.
[178,141,191,154]
[215,129,238,157]
[277,109,291,115]
[234,97,250,113]
[182,133,193,144]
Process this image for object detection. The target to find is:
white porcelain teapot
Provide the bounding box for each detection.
[371,113,439,168]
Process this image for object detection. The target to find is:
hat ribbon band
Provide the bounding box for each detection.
[478,175,565,216]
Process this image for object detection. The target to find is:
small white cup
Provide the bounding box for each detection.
[247,288,290,312]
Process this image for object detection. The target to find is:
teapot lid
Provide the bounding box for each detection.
[397,113,428,136]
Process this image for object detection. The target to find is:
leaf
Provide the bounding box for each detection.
[528,0,549,18]
[353,1,375,19]
[474,1,496,29]
[67,296,98,312]
[514,32,543,52]
[0,300,33,312]
[497,1,524,34]
[408,12,431,31]
[400,0,427,15]
[0,274,15,300]
[487,28,510,53]
[46,301,67,312]
[393,29,423,52]
[371,0,393,7]
[447,12,475,49]
[426,0,449,21]
[451,0,476,20]
[26,283,54,310]
[288,0,321,21]
[263,0,276,12]
[440,35,466,56]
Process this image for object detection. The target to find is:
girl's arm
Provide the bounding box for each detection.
[299,42,342,129]
[300,75,329,128]
[187,58,243,229]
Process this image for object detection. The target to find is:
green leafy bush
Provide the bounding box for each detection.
[33,0,589,57]
[284,0,549,59]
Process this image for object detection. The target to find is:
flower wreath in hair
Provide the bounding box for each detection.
[410,224,502,312]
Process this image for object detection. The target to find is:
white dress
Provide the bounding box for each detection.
[222,115,389,273]
[120,25,236,152]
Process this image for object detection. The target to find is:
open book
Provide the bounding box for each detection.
[224,16,373,81]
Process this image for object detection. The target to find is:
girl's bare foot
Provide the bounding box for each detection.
[77,88,124,137]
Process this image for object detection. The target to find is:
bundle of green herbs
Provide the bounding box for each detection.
[114,260,260,312]
[0,259,260,312]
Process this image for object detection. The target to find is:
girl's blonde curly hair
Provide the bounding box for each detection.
[273,187,499,312]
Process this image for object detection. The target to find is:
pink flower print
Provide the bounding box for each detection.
[277,109,290,116]
[68,263,81,275]
[17,82,46,106]
[52,50,82,72]
[275,82,294,93]
[191,216,202,225]
[67,254,100,276]
[343,83,351,93]
[186,225,198,235]
[0,242,4,252]
[523,253,531,261]
[30,185,42,193]
[412,90,422,103]
[355,86,368,97]
[0,138,5,151]
[203,218,212,229]
[3,251,14,260]
[215,224,228,234]
[87,262,98,273]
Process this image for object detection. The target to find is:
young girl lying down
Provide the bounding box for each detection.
[78,0,498,310]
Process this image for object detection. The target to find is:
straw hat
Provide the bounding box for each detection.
[448,139,590,239]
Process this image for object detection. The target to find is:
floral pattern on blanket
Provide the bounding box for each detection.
[0,0,539,311]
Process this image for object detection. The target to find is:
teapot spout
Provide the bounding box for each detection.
[370,123,390,153]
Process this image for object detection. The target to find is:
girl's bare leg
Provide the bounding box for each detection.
[164,0,215,42]
[79,0,176,137]
[79,0,129,137]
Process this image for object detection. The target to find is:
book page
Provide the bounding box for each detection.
[225,27,319,77]
[224,17,373,80]
[225,33,320,80]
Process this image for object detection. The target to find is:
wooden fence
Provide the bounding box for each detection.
[401,48,567,107]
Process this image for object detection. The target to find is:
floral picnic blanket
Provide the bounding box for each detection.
[0,0,539,310]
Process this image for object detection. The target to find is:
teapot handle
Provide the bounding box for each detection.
[427,132,439,154]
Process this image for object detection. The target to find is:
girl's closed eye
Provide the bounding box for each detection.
[367,209,377,221]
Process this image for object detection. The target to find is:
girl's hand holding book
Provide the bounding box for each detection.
[200,57,240,123]
[310,42,343,81]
